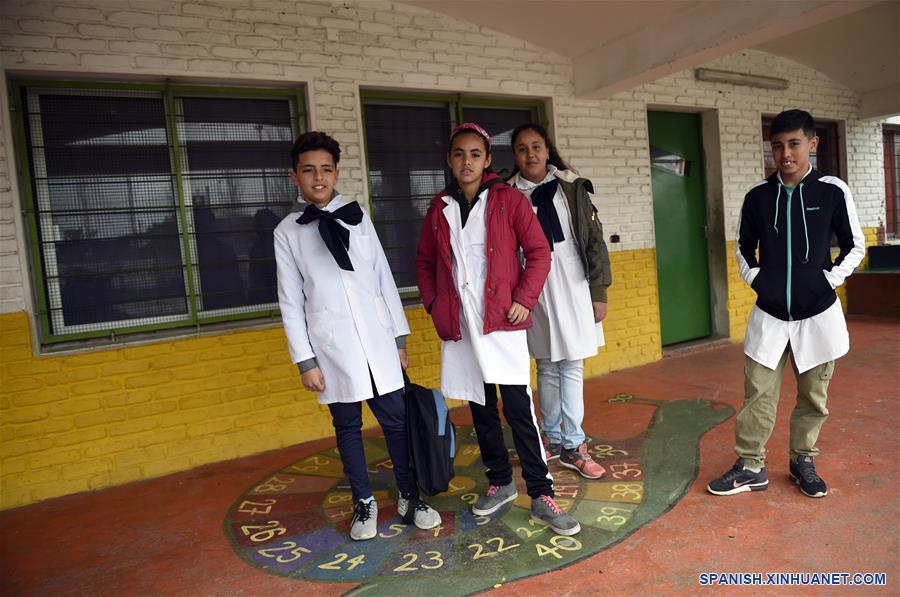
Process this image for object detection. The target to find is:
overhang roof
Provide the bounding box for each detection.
[406,0,899,118]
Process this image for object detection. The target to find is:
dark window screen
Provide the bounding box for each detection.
[21,87,300,339]
[363,100,540,293]
[364,103,451,291]
[24,91,186,332]
[178,97,297,311]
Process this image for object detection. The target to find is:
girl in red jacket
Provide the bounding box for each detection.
[416,122,580,536]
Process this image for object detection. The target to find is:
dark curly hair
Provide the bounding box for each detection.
[290,131,341,170]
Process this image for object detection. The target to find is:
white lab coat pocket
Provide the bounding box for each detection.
[375,297,394,331]
[305,308,334,349]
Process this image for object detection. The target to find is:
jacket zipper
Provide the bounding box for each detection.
[785,188,793,321]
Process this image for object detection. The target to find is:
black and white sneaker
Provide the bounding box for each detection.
[790,456,827,498]
[707,459,769,495]
[398,494,442,529]
[349,499,377,541]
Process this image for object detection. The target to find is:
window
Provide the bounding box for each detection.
[762,117,842,179]
[12,81,304,343]
[885,127,900,238]
[361,93,544,294]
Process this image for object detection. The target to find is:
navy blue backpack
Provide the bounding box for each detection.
[403,374,456,497]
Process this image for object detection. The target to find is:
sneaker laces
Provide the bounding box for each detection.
[415,499,432,513]
[720,462,750,483]
[797,459,822,484]
[486,485,500,497]
[538,495,562,515]
[354,500,374,523]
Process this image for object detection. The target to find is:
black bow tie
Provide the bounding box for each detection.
[529,178,564,251]
[296,201,364,271]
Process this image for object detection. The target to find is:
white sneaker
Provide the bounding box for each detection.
[398,495,442,530]
[350,499,377,541]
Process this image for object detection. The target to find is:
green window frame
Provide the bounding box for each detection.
[360,91,546,297]
[10,80,306,344]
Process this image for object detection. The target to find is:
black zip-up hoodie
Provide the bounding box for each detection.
[737,168,863,321]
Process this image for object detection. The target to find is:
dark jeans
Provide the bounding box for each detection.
[469,383,553,499]
[327,382,413,503]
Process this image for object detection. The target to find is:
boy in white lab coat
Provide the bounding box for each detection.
[274,131,441,540]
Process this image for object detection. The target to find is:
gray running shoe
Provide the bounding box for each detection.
[398,495,442,529]
[349,499,377,541]
[471,481,518,516]
[530,494,581,536]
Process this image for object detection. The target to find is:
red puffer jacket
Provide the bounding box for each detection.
[415,173,551,341]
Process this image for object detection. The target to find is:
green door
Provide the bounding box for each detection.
[648,111,711,345]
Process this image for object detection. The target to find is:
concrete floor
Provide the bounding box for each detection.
[1,316,897,596]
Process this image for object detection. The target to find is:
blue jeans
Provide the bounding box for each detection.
[327,384,413,503]
[536,358,586,450]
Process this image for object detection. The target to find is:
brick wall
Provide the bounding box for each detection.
[0,0,890,508]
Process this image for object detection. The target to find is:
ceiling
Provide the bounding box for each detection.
[406,0,899,118]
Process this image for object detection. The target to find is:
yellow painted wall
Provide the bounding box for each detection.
[0,247,662,510]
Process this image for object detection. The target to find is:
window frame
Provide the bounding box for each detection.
[358,90,546,299]
[10,79,306,344]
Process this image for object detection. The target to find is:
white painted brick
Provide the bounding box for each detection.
[109,41,159,55]
[1,34,54,49]
[234,35,279,49]
[254,23,295,38]
[210,46,253,60]
[134,27,182,42]
[256,50,298,62]
[282,65,323,79]
[81,53,132,68]
[127,0,180,12]
[50,7,104,22]
[182,3,231,18]
[107,11,159,27]
[235,61,281,75]
[299,52,338,65]
[55,37,106,51]
[207,19,252,33]
[158,15,206,30]
[320,18,358,31]
[160,44,209,57]
[360,21,392,35]
[135,55,187,70]
[187,58,233,72]
[77,23,131,39]
[21,50,77,65]
[18,19,75,35]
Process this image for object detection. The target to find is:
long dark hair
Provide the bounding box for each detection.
[509,123,569,178]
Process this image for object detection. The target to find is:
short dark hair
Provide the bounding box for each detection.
[770,109,816,139]
[290,131,340,170]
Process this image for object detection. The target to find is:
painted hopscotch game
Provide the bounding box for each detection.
[224,394,733,594]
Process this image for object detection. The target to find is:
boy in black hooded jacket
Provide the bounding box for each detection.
[708,110,865,499]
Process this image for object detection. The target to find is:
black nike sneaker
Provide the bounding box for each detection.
[707,459,769,496]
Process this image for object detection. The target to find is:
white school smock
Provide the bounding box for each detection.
[274,194,410,405]
[512,167,604,362]
[439,190,531,405]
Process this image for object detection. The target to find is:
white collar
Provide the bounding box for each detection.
[513,165,558,190]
